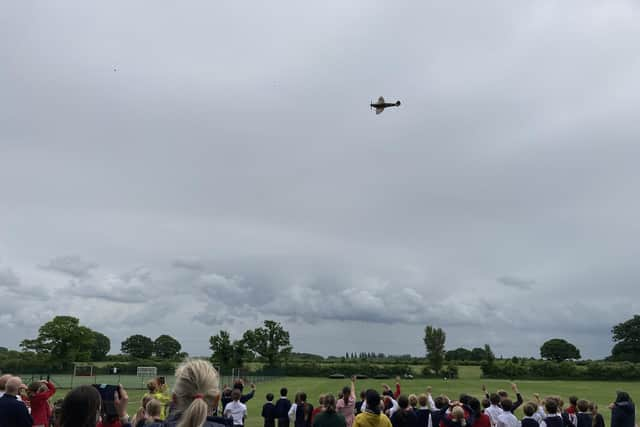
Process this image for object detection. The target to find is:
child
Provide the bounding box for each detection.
[132,396,153,427]
[355,391,366,415]
[276,388,292,427]
[263,393,277,427]
[485,394,504,427]
[521,402,540,427]
[224,389,248,427]
[588,403,604,427]
[146,399,163,424]
[311,395,325,424]
[496,399,518,427]
[566,397,578,427]
[575,400,592,427]
[540,399,562,427]
[28,380,56,427]
[416,395,432,427]
[469,398,491,427]
[289,392,313,427]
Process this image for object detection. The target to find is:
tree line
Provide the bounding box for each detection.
[3,314,640,374]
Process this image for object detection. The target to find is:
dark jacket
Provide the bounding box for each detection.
[415,409,430,427]
[263,402,276,427]
[275,398,292,427]
[611,402,635,427]
[391,410,418,427]
[576,413,592,427]
[0,394,33,427]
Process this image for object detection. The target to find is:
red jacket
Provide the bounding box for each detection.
[30,382,56,426]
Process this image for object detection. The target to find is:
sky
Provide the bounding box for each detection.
[2,1,640,360]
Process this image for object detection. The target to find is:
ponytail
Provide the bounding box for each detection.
[177,398,209,427]
[324,394,337,414]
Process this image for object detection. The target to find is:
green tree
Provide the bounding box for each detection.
[154,335,182,359]
[121,334,154,358]
[484,344,495,364]
[91,331,111,361]
[209,330,235,368]
[232,339,248,368]
[423,326,446,373]
[445,347,472,361]
[540,338,581,362]
[610,315,640,362]
[470,347,487,361]
[243,320,292,367]
[20,316,95,368]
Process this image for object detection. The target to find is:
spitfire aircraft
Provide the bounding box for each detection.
[370,96,401,115]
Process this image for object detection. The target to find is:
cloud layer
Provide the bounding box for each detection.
[2,1,640,358]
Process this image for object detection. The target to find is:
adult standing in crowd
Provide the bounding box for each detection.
[354,390,392,427]
[275,388,292,427]
[609,392,635,427]
[0,376,32,427]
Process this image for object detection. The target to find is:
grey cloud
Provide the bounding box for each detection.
[172,258,204,271]
[0,268,20,288]
[2,0,640,358]
[41,256,97,278]
[497,276,535,290]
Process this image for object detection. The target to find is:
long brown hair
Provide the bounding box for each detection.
[60,385,101,427]
[324,394,337,414]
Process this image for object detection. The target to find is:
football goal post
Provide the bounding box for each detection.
[137,366,158,387]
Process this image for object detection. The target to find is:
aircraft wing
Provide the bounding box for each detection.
[378,96,385,104]
[376,107,384,115]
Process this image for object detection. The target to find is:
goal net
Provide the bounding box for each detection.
[137,366,158,378]
[73,365,95,377]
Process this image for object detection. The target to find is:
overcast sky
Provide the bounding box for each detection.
[2,1,640,359]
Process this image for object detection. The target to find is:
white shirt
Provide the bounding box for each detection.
[224,400,247,426]
[486,405,504,427]
[532,407,546,423]
[497,411,520,427]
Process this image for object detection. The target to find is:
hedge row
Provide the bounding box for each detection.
[481,360,640,380]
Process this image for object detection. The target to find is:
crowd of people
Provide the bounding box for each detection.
[0,362,636,427]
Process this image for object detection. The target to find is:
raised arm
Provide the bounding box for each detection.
[511,383,523,411]
[351,376,356,399]
[394,376,401,399]
[427,387,435,409]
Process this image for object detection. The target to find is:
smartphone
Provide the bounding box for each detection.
[92,384,121,416]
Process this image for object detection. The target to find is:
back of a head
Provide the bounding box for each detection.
[342,386,351,404]
[281,387,288,397]
[267,393,274,402]
[0,374,12,391]
[490,394,501,405]
[232,389,242,401]
[616,391,632,404]
[5,377,22,396]
[482,399,491,410]
[459,394,471,406]
[569,396,578,406]
[523,402,537,417]
[146,399,162,418]
[418,394,428,408]
[409,394,418,408]
[545,398,559,415]
[366,389,381,410]
[319,395,325,405]
[451,406,466,426]
[173,359,220,427]
[147,380,158,393]
[501,399,513,412]
[398,395,409,410]
[360,391,366,400]
[60,385,101,427]
[498,390,508,399]
[324,394,337,414]
[28,381,42,396]
[300,392,307,403]
[434,396,446,410]
[577,400,590,413]
[468,398,481,415]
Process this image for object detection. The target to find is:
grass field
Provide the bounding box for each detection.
[30,366,639,427]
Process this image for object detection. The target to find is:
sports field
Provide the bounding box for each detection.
[41,366,639,427]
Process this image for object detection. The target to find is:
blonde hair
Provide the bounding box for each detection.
[146,399,163,418]
[409,394,418,408]
[173,359,220,427]
[451,406,466,427]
